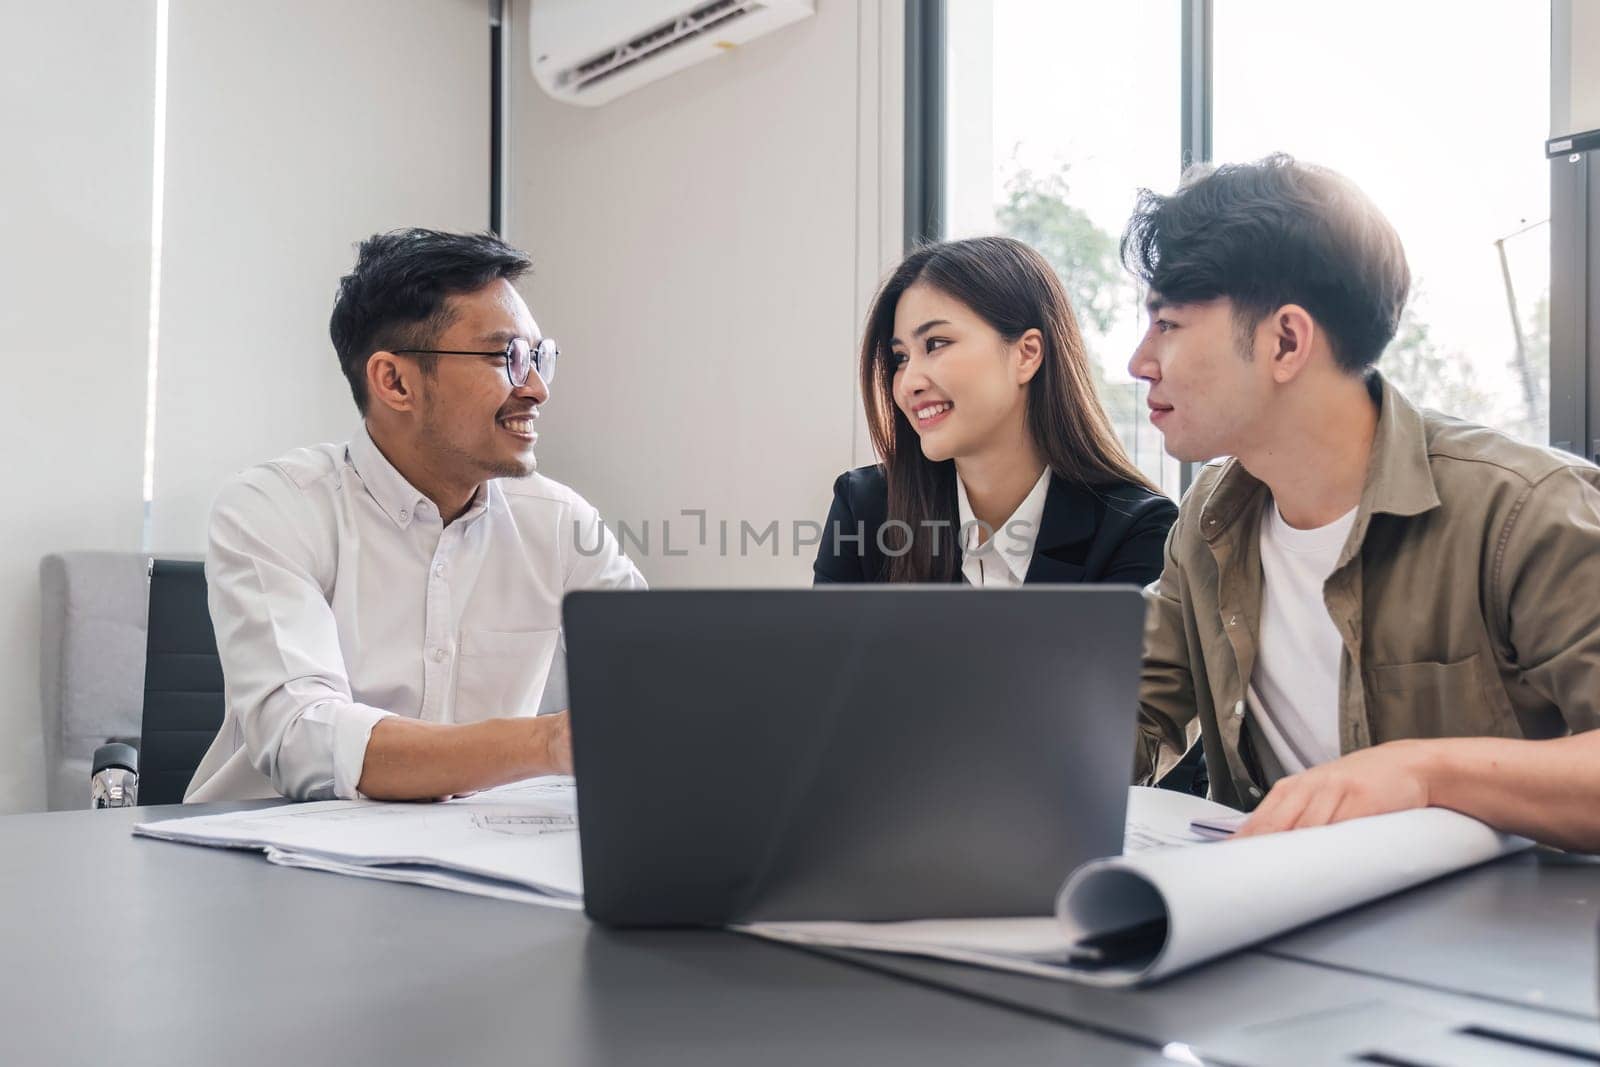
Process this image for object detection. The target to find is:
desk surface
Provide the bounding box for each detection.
[819,851,1600,1067]
[4,803,1597,1067]
[0,802,1163,1067]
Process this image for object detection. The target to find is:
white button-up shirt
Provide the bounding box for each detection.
[186,425,644,803]
[955,467,1051,587]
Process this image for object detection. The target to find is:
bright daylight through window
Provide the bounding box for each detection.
[944,2,1551,498]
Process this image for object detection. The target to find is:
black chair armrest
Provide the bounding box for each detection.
[92,742,139,777]
[90,742,140,809]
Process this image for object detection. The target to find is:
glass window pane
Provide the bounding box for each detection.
[1214,1,1551,445]
[945,1,1185,496]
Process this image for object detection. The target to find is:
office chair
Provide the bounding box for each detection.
[91,560,225,806]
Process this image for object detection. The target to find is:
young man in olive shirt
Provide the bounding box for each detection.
[1127,155,1600,850]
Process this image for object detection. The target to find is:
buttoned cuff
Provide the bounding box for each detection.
[333,703,395,800]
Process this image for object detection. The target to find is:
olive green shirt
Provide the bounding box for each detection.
[1137,373,1600,809]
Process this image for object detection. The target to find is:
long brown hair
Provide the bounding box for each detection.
[860,236,1158,582]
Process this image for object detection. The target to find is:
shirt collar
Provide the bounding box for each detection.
[1198,371,1441,546]
[347,423,492,530]
[1357,372,1442,520]
[956,466,1053,582]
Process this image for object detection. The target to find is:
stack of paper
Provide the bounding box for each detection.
[134,777,583,909]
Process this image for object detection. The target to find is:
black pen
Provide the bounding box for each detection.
[1057,917,1169,967]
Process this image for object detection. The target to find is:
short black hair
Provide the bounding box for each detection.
[329,228,533,412]
[1121,154,1410,373]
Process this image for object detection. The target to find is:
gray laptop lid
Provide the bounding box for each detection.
[564,586,1143,927]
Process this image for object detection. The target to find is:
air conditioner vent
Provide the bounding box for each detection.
[563,0,760,93]
[530,0,814,107]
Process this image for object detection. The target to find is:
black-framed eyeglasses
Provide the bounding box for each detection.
[392,336,558,387]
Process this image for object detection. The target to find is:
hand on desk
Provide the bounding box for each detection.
[1235,733,1600,851]
[1235,739,1433,837]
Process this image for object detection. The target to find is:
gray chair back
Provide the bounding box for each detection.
[39,553,149,810]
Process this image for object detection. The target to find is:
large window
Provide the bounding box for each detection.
[944,1,1183,494]
[1214,1,1551,445]
[937,1,1552,496]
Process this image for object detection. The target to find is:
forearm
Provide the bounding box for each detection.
[1422,732,1600,851]
[356,713,570,801]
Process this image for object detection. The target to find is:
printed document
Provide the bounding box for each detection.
[134,777,581,908]
[742,786,1532,987]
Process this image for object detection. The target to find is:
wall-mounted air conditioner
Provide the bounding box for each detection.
[528,0,816,107]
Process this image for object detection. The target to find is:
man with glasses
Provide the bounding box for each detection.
[187,229,643,802]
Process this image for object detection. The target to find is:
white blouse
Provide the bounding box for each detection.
[954,467,1052,587]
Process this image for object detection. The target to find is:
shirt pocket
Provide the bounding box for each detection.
[1364,653,1511,741]
[454,628,561,723]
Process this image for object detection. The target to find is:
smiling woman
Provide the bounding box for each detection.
[813,236,1176,587]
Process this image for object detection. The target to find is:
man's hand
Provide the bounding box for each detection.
[1236,739,1437,837]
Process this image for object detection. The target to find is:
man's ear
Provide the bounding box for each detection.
[1015,328,1045,385]
[366,351,423,414]
[1267,304,1317,384]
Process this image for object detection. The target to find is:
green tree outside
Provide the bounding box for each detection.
[1379,299,1495,424]
[996,166,1143,451]
[1381,290,1548,444]
[997,167,1126,338]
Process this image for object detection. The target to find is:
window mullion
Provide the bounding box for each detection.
[1178,0,1212,496]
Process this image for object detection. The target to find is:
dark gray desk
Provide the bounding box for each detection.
[819,851,1600,1067]
[5,804,1597,1067]
[0,802,1164,1066]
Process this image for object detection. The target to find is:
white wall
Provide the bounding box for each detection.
[508,0,904,587]
[2,0,903,809]
[0,0,491,812]
[149,0,491,551]
[0,1,156,813]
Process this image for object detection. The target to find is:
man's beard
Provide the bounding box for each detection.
[488,451,538,479]
[418,406,536,481]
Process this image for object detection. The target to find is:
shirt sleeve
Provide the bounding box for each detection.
[1099,493,1180,586]
[812,471,864,585]
[1135,505,1201,784]
[206,467,393,800]
[1495,465,1600,733]
[560,489,647,592]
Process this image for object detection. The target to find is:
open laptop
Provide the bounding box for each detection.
[563,586,1143,927]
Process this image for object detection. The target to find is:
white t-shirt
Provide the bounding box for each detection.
[1245,500,1359,775]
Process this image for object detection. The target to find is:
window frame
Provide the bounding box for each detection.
[1549,2,1599,462]
[908,0,1575,474]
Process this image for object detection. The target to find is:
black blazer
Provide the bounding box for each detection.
[812,465,1177,586]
